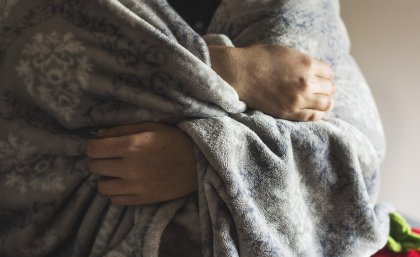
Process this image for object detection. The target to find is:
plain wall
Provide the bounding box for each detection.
[341,0,420,219]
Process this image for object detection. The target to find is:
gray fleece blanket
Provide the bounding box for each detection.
[0,0,392,256]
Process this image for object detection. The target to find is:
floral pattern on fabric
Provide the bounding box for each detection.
[0,134,65,193]
[16,31,92,121]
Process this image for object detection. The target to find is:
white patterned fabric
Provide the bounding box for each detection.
[0,0,391,257]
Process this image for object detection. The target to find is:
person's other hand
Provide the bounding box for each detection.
[209,44,336,121]
[85,122,197,205]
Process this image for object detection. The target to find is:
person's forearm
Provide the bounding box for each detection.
[208,45,245,96]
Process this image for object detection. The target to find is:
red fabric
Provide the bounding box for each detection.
[371,249,420,257]
[372,228,420,257]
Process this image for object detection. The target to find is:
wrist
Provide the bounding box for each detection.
[208,45,246,99]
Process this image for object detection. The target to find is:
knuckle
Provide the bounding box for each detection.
[305,113,316,121]
[126,137,143,152]
[142,132,155,145]
[310,112,324,121]
[300,55,313,67]
[316,97,333,112]
[297,76,310,92]
[303,113,313,121]
[293,111,308,121]
[297,111,323,122]
[302,114,311,122]
[126,132,155,153]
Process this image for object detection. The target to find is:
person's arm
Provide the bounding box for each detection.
[86,122,198,205]
[208,44,336,121]
[85,45,336,205]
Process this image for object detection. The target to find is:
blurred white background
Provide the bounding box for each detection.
[341,0,420,219]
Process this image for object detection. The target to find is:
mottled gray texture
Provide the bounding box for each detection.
[0,0,391,256]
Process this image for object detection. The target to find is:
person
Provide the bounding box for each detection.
[85,43,336,205]
[0,1,337,256]
[84,1,336,207]
[82,2,336,256]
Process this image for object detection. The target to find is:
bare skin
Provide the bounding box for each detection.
[209,45,336,121]
[85,122,197,205]
[85,45,336,205]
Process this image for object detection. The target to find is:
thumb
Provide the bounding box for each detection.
[96,122,156,138]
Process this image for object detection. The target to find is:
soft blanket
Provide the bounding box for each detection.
[0,0,391,257]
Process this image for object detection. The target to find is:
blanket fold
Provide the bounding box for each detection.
[0,0,391,257]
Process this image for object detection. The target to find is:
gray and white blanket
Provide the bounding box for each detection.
[0,0,392,256]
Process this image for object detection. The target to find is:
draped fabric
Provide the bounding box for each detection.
[0,0,391,256]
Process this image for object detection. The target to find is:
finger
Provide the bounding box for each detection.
[304,95,334,112]
[312,59,334,79]
[309,78,336,96]
[85,137,130,158]
[97,177,134,196]
[88,159,126,178]
[96,122,158,138]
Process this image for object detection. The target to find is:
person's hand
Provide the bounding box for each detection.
[209,44,336,121]
[84,122,198,205]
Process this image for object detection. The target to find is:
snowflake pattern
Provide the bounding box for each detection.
[0,134,65,193]
[16,31,92,121]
